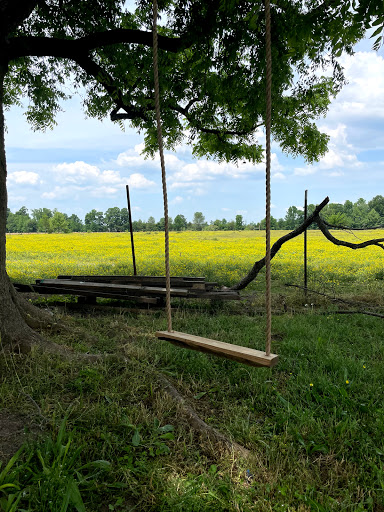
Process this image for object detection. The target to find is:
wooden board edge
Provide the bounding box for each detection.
[155,331,278,368]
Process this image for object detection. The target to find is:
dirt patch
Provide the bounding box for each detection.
[0,410,40,462]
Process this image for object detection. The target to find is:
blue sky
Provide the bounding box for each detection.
[5,35,384,225]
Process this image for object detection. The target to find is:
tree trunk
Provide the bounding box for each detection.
[0,64,48,352]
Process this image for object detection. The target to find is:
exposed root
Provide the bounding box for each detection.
[156,372,250,458]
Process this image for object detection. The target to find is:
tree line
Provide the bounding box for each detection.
[6,196,384,234]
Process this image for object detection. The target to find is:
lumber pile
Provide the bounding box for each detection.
[31,275,240,304]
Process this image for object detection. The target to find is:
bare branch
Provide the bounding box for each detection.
[231,197,330,290]
[232,198,384,291]
[316,216,384,250]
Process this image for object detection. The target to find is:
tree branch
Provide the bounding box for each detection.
[6,29,186,61]
[73,54,150,121]
[232,197,384,291]
[316,215,384,250]
[231,197,330,290]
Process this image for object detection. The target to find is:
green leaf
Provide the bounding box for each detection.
[132,429,141,447]
[370,26,384,38]
[158,425,174,433]
[159,433,175,440]
[67,479,86,512]
[193,391,207,400]
[0,446,23,484]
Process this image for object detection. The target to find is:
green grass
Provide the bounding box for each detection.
[1,285,384,511]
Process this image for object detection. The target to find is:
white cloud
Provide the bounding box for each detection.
[116,143,284,195]
[272,172,286,180]
[45,161,155,200]
[170,196,183,204]
[127,173,155,189]
[115,143,183,172]
[8,194,27,203]
[41,186,64,199]
[91,186,119,197]
[294,165,316,176]
[335,52,384,119]
[98,170,124,184]
[55,161,100,184]
[8,171,40,185]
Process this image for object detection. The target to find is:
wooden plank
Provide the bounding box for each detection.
[156,330,278,367]
[36,279,189,297]
[57,275,206,285]
[32,285,159,303]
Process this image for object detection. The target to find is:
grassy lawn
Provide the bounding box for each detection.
[1,231,384,511]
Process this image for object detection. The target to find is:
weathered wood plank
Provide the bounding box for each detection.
[32,285,159,303]
[156,331,278,367]
[57,275,206,285]
[36,279,189,297]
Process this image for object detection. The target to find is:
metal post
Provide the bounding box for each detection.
[126,184,137,276]
[304,189,308,297]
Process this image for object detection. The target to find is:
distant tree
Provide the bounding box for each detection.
[343,200,354,217]
[211,219,223,230]
[132,219,145,232]
[84,210,105,232]
[105,207,124,232]
[284,206,304,229]
[365,209,382,228]
[146,216,157,232]
[31,208,52,222]
[351,198,369,228]
[50,210,69,233]
[368,195,384,220]
[220,218,228,230]
[226,220,236,230]
[38,214,52,233]
[67,214,84,232]
[157,217,166,231]
[260,216,278,230]
[119,208,130,231]
[326,212,351,227]
[173,214,188,231]
[193,212,206,231]
[235,215,244,231]
[207,221,220,231]
[7,207,33,233]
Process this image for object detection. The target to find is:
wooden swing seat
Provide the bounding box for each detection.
[156,330,278,368]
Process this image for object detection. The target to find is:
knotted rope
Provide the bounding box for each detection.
[153,0,172,332]
[265,0,272,356]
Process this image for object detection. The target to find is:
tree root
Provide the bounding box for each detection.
[156,372,250,458]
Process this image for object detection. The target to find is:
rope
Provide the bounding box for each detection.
[153,0,172,332]
[265,0,272,356]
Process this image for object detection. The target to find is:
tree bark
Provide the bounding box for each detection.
[0,64,50,352]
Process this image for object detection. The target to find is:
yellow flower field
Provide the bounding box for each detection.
[6,229,384,286]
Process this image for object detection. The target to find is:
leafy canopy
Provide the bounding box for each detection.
[2,0,383,163]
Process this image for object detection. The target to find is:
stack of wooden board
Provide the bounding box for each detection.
[31,275,240,304]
